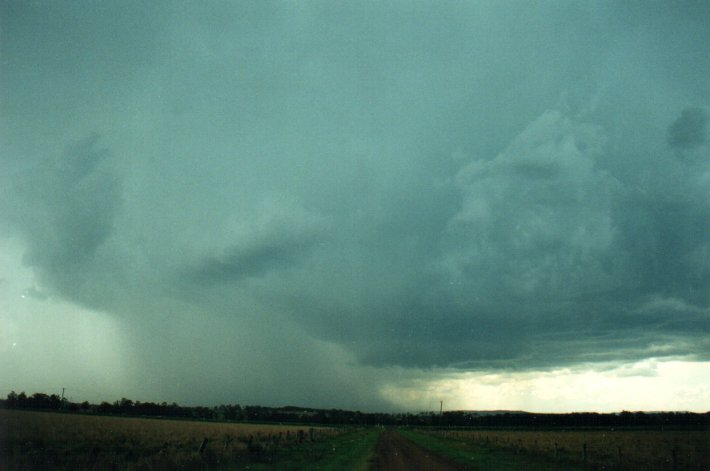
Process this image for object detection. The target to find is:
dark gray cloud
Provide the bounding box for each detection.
[668,107,708,150]
[192,239,315,283]
[8,134,123,307]
[187,206,327,283]
[285,109,710,371]
[1,1,709,409]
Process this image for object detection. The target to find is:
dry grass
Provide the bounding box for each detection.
[430,428,709,470]
[0,409,342,470]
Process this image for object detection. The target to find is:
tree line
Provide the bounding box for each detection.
[3,391,708,428]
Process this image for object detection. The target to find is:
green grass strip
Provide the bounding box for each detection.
[399,429,583,471]
[245,427,382,471]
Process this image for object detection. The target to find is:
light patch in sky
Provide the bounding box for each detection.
[0,237,129,402]
[380,361,710,413]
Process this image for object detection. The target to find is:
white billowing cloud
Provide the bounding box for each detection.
[444,110,620,300]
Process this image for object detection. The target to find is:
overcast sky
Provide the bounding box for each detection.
[1,1,709,412]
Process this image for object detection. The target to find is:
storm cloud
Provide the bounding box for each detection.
[668,107,709,150]
[7,133,123,308]
[1,1,708,410]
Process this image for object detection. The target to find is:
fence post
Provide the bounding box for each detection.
[582,443,587,464]
[198,438,208,454]
[672,446,678,469]
[223,436,233,451]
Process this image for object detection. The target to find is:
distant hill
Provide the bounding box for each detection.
[448,410,530,416]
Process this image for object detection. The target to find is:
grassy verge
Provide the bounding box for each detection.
[399,429,583,471]
[244,427,382,471]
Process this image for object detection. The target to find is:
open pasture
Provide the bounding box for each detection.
[426,428,709,470]
[0,409,342,470]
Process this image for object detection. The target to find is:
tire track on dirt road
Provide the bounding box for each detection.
[372,429,476,470]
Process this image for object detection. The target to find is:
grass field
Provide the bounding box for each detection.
[401,428,580,470]
[245,426,381,471]
[3,409,707,470]
[405,428,709,470]
[0,409,371,470]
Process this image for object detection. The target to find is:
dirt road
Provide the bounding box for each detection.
[372,430,475,471]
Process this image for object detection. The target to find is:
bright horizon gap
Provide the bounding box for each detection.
[2,357,708,413]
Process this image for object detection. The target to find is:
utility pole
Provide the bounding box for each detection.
[440,400,443,415]
[61,387,65,409]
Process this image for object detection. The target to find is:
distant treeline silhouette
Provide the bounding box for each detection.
[3,391,708,428]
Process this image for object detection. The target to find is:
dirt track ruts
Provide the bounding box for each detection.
[372,430,475,471]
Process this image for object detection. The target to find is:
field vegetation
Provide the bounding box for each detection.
[406,428,708,470]
[1,397,707,470]
[0,409,374,470]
